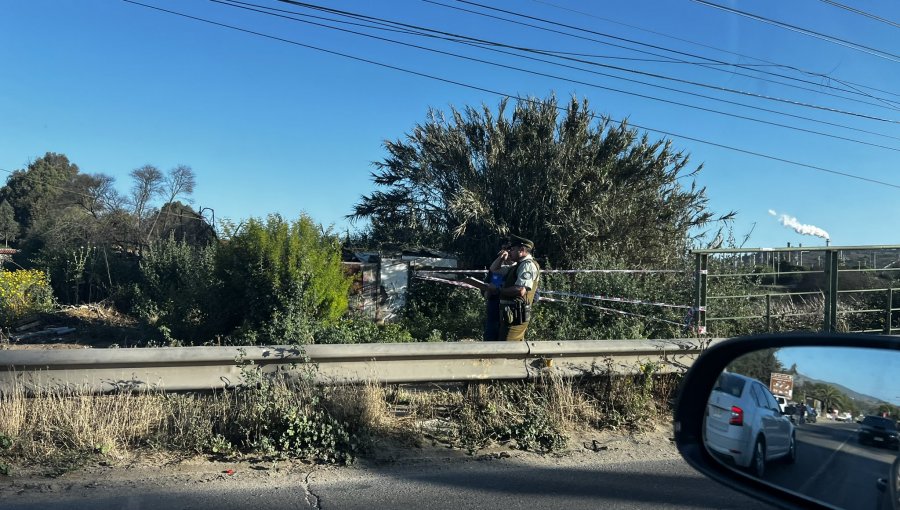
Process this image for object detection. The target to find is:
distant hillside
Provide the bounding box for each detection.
[794,372,888,410]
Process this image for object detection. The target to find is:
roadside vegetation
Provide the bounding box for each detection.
[2,96,895,345]
[0,96,742,345]
[1,95,896,475]
[0,361,679,476]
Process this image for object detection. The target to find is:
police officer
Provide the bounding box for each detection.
[483,240,513,341]
[487,235,540,341]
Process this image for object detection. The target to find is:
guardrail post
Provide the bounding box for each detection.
[823,250,839,332]
[765,293,772,332]
[694,253,708,335]
[885,288,894,335]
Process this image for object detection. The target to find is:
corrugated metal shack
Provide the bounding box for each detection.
[343,248,457,323]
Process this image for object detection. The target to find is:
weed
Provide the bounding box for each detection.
[0,363,679,468]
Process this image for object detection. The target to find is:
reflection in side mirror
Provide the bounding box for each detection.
[703,347,900,510]
[876,455,900,509]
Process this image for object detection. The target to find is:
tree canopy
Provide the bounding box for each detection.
[351,95,731,268]
[727,349,785,384]
[0,200,18,247]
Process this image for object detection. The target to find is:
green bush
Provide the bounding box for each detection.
[219,363,360,464]
[313,316,414,344]
[0,269,55,326]
[401,278,484,341]
[217,214,353,345]
[131,237,222,345]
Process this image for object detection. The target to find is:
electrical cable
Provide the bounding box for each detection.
[433,0,900,110]
[277,0,889,109]
[529,0,900,101]
[692,0,900,64]
[231,0,900,142]
[121,0,900,190]
[217,0,900,148]
[816,0,900,30]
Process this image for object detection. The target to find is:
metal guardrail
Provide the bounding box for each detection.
[0,339,714,394]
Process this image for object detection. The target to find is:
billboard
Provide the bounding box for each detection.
[770,373,794,399]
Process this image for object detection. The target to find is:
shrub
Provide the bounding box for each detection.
[313,316,415,344]
[217,214,353,345]
[401,278,486,341]
[214,363,361,464]
[132,237,223,345]
[0,269,54,326]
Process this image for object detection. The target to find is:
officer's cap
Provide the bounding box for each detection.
[509,235,534,250]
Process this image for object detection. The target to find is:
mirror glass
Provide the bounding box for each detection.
[703,346,900,509]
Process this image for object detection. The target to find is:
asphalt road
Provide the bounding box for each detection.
[763,420,898,509]
[11,422,892,510]
[1,456,774,510]
[304,457,774,510]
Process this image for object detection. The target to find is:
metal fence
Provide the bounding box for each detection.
[692,245,900,336]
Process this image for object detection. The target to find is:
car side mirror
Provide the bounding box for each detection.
[674,333,900,510]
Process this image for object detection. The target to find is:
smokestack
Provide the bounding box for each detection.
[826,239,830,247]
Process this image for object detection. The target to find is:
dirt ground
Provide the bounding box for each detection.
[1,305,151,350]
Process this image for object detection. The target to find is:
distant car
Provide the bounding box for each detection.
[705,372,796,478]
[858,416,900,450]
[837,412,853,422]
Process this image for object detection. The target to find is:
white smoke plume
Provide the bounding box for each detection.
[768,210,830,240]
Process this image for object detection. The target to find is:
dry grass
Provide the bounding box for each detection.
[0,369,681,472]
[0,384,165,459]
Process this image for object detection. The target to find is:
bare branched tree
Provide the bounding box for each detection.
[146,165,197,244]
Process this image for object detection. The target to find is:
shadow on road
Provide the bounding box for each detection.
[351,458,770,509]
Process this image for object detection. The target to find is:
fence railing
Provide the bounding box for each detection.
[692,245,900,335]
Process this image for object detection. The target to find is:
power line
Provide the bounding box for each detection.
[692,0,900,64]
[218,0,900,151]
[271,0,900,113]
[817,0,900,30]
[122,0,900,191]
[530,0,900,101]
[436,0,900,111]
[269,0,900,123]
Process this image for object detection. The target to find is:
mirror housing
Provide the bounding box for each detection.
[674,332,900,510]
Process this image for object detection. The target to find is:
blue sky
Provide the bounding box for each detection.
[778,347,900,406]
[2,0,899,249]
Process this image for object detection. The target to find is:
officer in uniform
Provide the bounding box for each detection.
[487,235,540,341]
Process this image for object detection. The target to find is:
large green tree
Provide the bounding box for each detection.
[0,152,80,235]
[0,200,18,247]
[727,349,785,384]
[351,95,731,268]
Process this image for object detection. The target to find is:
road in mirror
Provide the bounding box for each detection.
[703,346,899,509]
